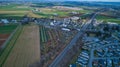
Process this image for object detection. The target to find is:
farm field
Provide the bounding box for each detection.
[2,25,40,67]
[0,4,30,20]
[0,3,93,19]
[0,24,17,34]
[0,24,17,47]
[33,7,92,18]
[0,4,30,11]
[96,15,120,23]
[0,34,10,47]
[34,8,69,18]
[0,25,22,67]
[39,25,78,67]
[27,11,42,18]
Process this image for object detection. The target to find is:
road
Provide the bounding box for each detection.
[94,57,120,60]
[49,12,98,67]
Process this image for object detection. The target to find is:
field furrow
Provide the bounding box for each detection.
[3,25,40,67]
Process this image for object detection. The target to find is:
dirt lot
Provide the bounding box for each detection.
[0,34,10,47]
[0,40,6,47]
[0,34,10,39]
[3,25,40,67]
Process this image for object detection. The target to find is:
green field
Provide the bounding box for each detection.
[33,7,92,18]
[0,4,31,20]
[96,15,120,23]
[39,26,49,43]
[0,3,93,19]
[35,11,68,18]
[34,9,70,18]
[0,25,18,34]
[106,19,120,23]
[0,4,30,11]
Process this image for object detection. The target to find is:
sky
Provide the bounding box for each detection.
[44,0,120,2]
[60,0,120,2]
[0,0,120,2]
[75,0,120,2]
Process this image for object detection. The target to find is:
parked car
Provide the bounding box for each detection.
[107,59,112,67]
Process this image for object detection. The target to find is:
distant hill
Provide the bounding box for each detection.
[0,0,120,8]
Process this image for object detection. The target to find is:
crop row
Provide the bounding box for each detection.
[39,26,49,43]
[0,26,23,67]
[40,26,63,55]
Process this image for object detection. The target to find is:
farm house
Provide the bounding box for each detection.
[1,19,9,24]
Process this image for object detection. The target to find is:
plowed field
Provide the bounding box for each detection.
[3,25,40,67]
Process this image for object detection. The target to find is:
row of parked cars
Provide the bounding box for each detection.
[76,51,89,67]
[95,44,120,57]
[93,59,120,67]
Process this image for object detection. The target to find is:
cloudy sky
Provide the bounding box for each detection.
[75,0,120,2]
[46,0,120,2]
[62,0,120,2]
[0,0,120,2]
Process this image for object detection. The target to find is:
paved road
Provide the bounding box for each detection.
[94,57,120,60]
[89,49,94,67]
[49,12,98,67]
[94,43,119,50]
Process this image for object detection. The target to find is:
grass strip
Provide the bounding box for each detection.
[0,26,23,67]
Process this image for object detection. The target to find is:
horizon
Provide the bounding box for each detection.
[0,0,120,2]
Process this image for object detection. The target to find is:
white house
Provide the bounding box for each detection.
[61,28,70,31]
[50,22,54,26]
[1,19,9,24]
[11,20,17,23]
